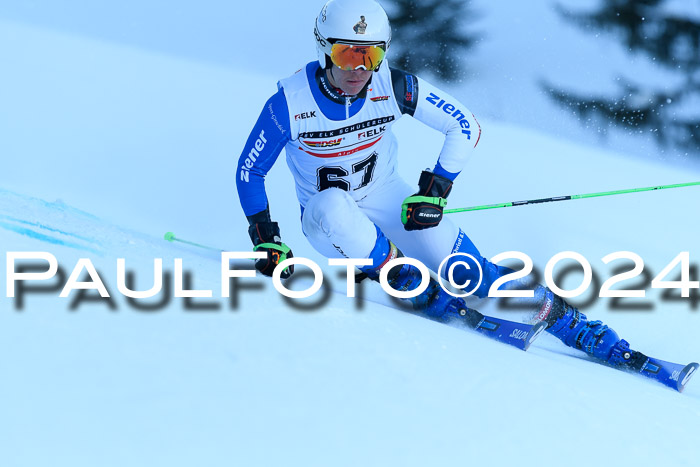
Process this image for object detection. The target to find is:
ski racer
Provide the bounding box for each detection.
[236,0,645,370]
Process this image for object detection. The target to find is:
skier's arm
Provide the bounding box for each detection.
[236,89,295,278]
[390,68,480,230]
[236,88,291,219]
[390,68,480,181]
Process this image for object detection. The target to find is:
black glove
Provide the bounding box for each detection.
[248,221,294,279]
[401,170,453,231]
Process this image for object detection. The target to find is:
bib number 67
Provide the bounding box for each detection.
[317,152,378,191]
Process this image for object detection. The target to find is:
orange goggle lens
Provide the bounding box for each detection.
[330,43,386,71]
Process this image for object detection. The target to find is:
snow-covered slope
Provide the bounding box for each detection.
[1,15,700,467]
[2,187,699,467]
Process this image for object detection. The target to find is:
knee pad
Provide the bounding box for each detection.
[302,188,377,259]
[303,188,358,236]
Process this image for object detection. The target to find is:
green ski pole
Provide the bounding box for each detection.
[444,181,700,214]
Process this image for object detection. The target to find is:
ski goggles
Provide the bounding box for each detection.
[329,41,386,71]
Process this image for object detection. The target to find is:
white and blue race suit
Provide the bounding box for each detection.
[236,60,512,297]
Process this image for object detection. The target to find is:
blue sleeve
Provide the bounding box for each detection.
[236,88,291,217]
[432,160,460,181]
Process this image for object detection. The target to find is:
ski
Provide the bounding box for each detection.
[623,355,699,392]
[453,308,547,351]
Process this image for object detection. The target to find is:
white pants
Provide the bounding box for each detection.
[301,176,460,272]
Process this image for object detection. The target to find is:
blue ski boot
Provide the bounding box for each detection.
[385,261,473,322]
[368,254,546,349]
[537,289,647,369]
[359,235,472,323]
[357,234,547,350]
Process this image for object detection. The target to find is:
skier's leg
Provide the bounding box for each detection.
[301,187,377,259]
[359,176,513,298]
[359,176,644,365]
[302,187,471,320]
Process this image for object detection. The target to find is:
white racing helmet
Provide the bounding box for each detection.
[314,0,392,71]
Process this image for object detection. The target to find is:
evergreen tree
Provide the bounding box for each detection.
[546,0,700,154]
[386,0,478,81]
